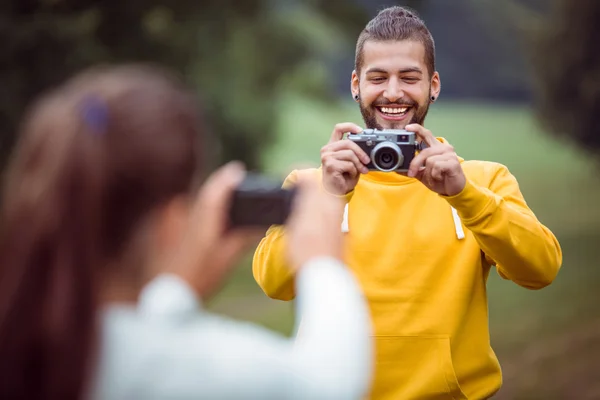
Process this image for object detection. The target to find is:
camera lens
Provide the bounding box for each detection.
[380,152,394,165]
[371,142,403,172]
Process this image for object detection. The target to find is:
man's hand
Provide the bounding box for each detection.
[320,122,370,195]
[405,124,466,196]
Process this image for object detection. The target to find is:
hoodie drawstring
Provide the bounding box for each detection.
[341,203,349,233]
[451,207,465,240]
[341,203,465,240]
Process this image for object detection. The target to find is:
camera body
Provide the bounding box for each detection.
[229,173,296,228]
[348,129,425,172]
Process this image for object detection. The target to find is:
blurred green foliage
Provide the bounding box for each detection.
[0,0,378,171]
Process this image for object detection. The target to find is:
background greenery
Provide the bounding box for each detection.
[1,0,599,398]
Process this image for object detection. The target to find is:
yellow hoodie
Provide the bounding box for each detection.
[252,138,562,399]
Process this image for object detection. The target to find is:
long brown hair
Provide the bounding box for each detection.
[0,64,204,400]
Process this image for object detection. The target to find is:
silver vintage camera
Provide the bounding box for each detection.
[347,129,426,172]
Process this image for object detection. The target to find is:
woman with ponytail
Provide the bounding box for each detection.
[0,64,373,400]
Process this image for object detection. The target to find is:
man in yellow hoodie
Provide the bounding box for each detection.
[253,6,563,400]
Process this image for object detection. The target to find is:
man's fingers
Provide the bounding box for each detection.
[322,149,368,174]
[408,147,432,177]
[408,145,455,177]
[322,158,360,179]
[328,122,364,143]
[416,153,459,182]
[430,160,454,181]
[321,139,370,165]
[424,154,448,180]
[405,124,440,148]
[335,149,369,174]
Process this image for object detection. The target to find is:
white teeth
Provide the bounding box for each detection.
[381,107,408,114]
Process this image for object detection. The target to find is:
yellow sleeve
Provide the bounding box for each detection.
[252,170,300,301]
[442,163,563,290]
[252,167,354,300]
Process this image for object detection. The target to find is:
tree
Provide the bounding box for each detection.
[0,0,373,172]
[528,0,600,160]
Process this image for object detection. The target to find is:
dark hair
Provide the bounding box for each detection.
[0,64,203,400]
[530,0,600,157]
[355,6,436,77]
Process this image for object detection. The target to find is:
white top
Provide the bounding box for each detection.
[91,257,373,400]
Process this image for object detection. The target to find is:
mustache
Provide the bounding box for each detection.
[372,98,417,107]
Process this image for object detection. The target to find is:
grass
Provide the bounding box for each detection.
[206,93,600,398]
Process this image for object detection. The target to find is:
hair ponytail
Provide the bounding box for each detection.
[0,64,201,400]
[0,91,110,400]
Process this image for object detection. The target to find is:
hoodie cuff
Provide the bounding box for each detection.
[441,178,496,223]
[320,180,355,203]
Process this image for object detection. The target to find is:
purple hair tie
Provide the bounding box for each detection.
[81,96,109,135]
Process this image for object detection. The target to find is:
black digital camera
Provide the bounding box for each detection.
[347,129,427,172]
[229,173,296,228]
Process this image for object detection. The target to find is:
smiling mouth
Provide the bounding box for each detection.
[376,106,411,117]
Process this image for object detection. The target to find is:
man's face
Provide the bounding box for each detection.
[351,40,441,130]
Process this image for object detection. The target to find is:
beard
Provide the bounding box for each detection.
[358,92,431,130]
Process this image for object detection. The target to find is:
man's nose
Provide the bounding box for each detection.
[384,78,404,102]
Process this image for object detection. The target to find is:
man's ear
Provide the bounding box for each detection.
[351,70,360,101]
[430,71,441,101]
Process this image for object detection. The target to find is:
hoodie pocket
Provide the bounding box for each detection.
[369,335,467,400]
